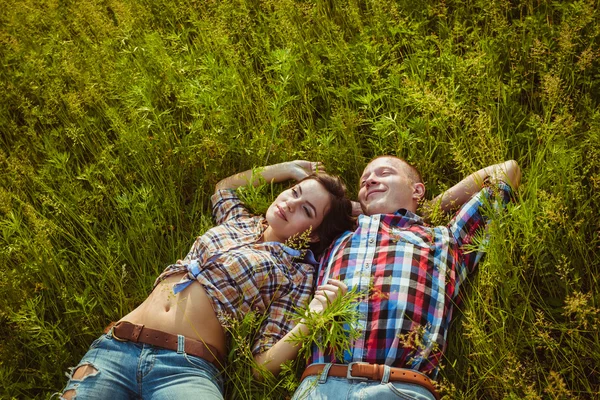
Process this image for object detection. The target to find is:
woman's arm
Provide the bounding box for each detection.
[423,160,521,217]
[215,161,323,191]
[252,279,347,377]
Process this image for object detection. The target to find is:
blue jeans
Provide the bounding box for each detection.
[55,332,224,399]
[291,364,436,400]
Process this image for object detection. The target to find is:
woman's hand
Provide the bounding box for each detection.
[289,160,324,181]
[308,279,348,314]
[215,161,325,191]
[253,278,347,377]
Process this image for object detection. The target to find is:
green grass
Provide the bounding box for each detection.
[1,0,599,398]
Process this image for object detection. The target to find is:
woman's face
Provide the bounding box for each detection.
[264,179,331,243]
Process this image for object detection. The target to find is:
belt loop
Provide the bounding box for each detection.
[177,335,185,354]
[318,363,333,384]
[381,365,391,384]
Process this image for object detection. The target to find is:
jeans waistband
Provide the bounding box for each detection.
[104,321,225,370]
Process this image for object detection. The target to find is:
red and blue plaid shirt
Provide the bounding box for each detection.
[155,189,317,355]
[309,182,512,375]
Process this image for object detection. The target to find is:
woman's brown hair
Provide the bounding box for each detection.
[300,173,355,256]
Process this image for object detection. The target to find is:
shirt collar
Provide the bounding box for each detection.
[258,216,318,265]
[260,242,318,265]
[281,246,319,265]
[358,208,424,228]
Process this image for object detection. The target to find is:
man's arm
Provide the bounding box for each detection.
[423,160,521,217]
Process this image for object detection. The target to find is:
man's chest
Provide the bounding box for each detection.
[322,226,460,290]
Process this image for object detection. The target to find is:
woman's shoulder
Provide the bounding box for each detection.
[211,188,256,226]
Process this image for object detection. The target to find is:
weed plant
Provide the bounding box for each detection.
[1,0,599,398]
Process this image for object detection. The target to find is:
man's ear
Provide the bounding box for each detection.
[412,182,426,201]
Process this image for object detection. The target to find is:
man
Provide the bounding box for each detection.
[292,156,521,400]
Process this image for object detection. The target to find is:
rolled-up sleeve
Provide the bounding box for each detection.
[251,269,314,355]
[211,189,252,225]
[448,181,513,281]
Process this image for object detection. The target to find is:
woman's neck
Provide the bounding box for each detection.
[262,226,285,243]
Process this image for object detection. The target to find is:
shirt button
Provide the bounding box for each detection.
[365,263,371,267]
[368,238,375,244]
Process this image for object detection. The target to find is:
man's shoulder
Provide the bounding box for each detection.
[320,229,356,259]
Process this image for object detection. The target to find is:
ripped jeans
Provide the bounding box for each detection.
[56,332,224,400]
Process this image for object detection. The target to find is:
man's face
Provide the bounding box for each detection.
[358,157,420,215]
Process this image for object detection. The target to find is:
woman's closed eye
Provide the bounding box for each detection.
[303,206,312,218]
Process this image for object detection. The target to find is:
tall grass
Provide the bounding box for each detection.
[1,0,599,398]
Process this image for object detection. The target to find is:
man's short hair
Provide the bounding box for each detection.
[370,155,423,184]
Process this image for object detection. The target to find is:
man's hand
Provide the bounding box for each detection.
[351,201,363,217]
[425,160,521,216]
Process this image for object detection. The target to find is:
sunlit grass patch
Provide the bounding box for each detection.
[1,0,599,398]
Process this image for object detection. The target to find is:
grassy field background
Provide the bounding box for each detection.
[1,0,599,398]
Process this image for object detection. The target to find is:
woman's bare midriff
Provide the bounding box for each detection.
[119,273,226,357]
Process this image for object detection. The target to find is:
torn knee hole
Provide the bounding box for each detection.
[72,363,99,380]
[61,389,76,400]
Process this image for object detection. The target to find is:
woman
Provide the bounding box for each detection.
[58,160,353,400]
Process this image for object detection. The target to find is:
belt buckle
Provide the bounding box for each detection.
[109,321,128,342]
[346,362,368,381]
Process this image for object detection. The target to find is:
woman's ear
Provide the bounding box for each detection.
[309,234,321,243]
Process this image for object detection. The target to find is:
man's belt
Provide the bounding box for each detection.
[104,321,224,370]
[301,363,439,399]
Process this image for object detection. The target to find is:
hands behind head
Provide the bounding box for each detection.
[290,160,325,181]
[351,201,362,217]
[308,279,348,314]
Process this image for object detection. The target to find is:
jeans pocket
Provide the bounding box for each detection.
[183,353,217,374]
[182,353,224,390]
[386,383,420,400]
[89,334,108,349]
[291,377,319,400]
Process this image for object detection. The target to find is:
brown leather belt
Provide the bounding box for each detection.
[103,321,224,370]
[301,363,440,399]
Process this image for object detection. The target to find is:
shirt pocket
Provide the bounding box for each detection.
[392,229,432,249]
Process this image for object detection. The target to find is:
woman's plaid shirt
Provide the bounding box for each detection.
[309,182,513,375]
[154,189,316,355]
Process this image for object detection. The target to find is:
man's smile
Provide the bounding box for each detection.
[366,188,385,200]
